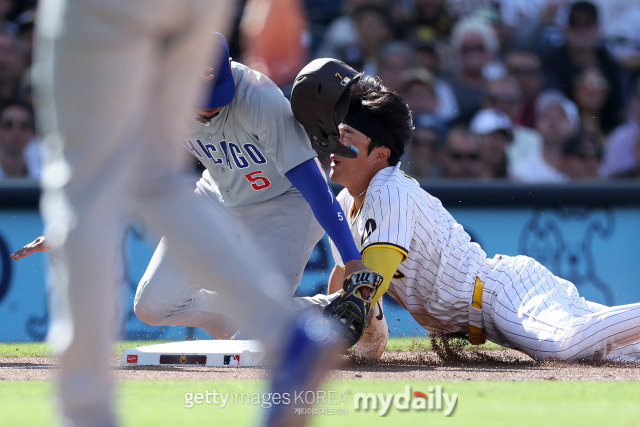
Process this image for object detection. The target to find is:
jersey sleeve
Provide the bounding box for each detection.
[329,188,352,268]
[359,185,413,259]
[243,69,316,176]
[285,159,361,263]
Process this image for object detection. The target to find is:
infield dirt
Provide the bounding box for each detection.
[2,348,639,382]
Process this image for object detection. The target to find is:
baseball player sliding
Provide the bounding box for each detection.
[291,59,640,363]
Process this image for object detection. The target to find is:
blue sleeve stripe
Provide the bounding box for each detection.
[285,158,361,262]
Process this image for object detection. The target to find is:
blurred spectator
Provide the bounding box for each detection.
[304,0,343,55]
[410,36,459,121]
[399,67,438,116]
[481,75,543,168]
[400,0,456,41]
[542,1,628,134]
[447,17,501,122]
[612,138,640,179]
[471,3,512,64]
[590,0,640,81]
[505,49,544,128]
[315,0,388,59]
[571,65,609,137]
[0,0,18,35]
[0,29,26,107]
[508,0,566,60]
[470,108,513,179]
[375,41,417,93]
[329,5,396,74]
[439,124,483,179]
[511,90,580,183]
[0,100,38,178]
[601,79,640,178]
[15,7,35,67]
[560,129,603,180]
[401,113,446,179]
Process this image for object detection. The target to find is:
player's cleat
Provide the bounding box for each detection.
[353,298,388,363]
[264,313,341,427]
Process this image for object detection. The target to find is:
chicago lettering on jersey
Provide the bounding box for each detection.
[182,139,267,170]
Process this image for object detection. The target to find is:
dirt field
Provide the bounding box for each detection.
[2,348,639,382]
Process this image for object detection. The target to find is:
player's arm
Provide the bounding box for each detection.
[361,245,405,305]
[10,236,50,260]
[328,245,404,303]
[328,264,345,294]
[285,158,370,278]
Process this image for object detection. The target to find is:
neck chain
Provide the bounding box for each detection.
[352,188,367,217]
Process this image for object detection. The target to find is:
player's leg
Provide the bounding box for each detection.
[133,237,237,338]
[234,191,325,296]
[559,297,640,363]
[34,0,182,424]
[484,256,640,361]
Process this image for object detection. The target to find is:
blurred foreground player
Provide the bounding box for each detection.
[32,0,342,426]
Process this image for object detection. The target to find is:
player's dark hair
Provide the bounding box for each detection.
[345,75,414,166]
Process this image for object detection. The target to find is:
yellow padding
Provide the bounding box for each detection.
[469,277,486,345]
[362,245,404,305]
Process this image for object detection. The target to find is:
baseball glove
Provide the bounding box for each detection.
[323,270,383,348]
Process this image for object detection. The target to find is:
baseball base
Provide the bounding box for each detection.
[121,340,265,367]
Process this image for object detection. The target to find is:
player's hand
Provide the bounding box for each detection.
[240,0,307,86]
[344,259,373,300]
[323,270,384,348]
[10,236,50,260]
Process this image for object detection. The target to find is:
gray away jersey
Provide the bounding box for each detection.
[184,61,317,208]
[331,164,488,333]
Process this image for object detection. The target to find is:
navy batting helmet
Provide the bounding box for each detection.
[291,58,362,158]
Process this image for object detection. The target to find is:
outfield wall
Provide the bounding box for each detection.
[1,180,639,341]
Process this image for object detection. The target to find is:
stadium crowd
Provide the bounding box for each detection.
[2,0,640,181]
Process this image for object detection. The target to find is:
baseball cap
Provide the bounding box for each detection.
[470,108,513,140]
[200,33,236,109]
[535,90,580,130]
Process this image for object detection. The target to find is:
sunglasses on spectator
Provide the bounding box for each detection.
[1,119,32,130]
[460,44,486,54]
[448,151,479,161]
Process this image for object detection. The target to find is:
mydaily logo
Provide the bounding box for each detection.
[354,385,458,416]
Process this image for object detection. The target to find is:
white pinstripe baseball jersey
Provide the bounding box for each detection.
[330,163,640,362]
[331,163,487,333]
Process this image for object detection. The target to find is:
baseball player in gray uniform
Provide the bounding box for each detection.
[132,34,369,338]
[291,61,640,363]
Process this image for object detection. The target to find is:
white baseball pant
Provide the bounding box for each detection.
[477,255,640,362]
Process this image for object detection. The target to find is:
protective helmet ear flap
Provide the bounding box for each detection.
[291,58,362,158]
